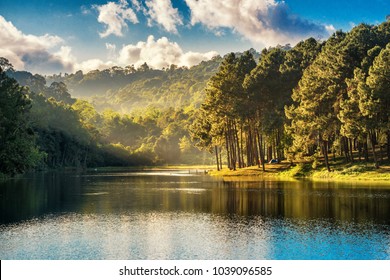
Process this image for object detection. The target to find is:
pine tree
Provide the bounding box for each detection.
[364,43,390,164]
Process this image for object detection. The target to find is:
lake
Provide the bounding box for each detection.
[1,169,390,260]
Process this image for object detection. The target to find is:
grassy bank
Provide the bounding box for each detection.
[208,161,390,182]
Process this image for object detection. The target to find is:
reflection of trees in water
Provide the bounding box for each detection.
[1,173,390,225]
[215,180,390,224]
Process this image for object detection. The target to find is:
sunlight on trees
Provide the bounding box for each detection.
[1,20,390,176]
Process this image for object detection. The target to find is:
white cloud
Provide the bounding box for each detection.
[131,0,144,12]
[325,24,336,34]
[94,0,138,38]
[0,15,117,74]
[106,43,117,60]
[0,15,218,75]
[118,35,218,69]
[0,15,74,74]
[75,59,116,73]
[54,46,76,66]
[180,51,219,67]
[185,0,332,47]
[145,0,183,33]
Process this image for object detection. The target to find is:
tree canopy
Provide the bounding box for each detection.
[2,20,390,176]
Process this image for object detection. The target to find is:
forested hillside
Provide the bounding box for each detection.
[1,56,229,176]
[95,58,222,113]
[1,20,390,177]
[46,56,224,113]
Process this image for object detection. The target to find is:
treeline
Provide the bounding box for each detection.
[2,21,390,177]
[191,21,390,171]
[0,59,215,177]
[98,59,222,113]
[46,56,226,114]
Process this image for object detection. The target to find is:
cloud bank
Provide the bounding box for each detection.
[0,0,336,74]
[0,16,74,74]
[185,0,333,46]
[117,35,218,69]
[0,15,218,74]
[91,0,333,46]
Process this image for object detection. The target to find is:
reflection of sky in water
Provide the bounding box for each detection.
[1,171,390,259]
[268,219,390,260]
[0,212,389,260]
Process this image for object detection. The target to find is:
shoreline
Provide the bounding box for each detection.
[208,162,390,183]
[3,163,390,184]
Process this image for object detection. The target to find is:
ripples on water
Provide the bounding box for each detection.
[1,170,390,260]
[1,212,389,260]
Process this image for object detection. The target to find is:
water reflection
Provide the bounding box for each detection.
[0,212,272,259]
[1,212,388,260]
[1,170,390,259]
[1,171,389,225]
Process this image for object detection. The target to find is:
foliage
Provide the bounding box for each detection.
[46,57,224,114]
[286,22,390,170]
[0,65,44,176]
[2,20,390,176]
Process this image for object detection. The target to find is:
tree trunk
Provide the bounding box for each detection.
[364,139,369,161]
[233,121,241,168]
[240,122,245,167]
[225,130,231,170]
[387,131,390,160]
[343,136,350,162]
[369,132,379,169]
[231,132,237,171]
[246,126,253,166]
[267,145,272,162]
[273,137,277,160]
[219,150,223,170]
[321,139,331,172]
[245,131,250,166]
[228,121,236,171]
[349,138,354,163]
[276,129,281,160]
[253,126,260,168]
[256,129,265,171]
[215,146,220,171]
[357,141,361,162]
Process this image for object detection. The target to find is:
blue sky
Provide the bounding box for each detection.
[0,0,389,74]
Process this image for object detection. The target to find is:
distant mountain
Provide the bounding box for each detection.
[46,56,225,113]
[94,57,224,113]
[10,50,260,114]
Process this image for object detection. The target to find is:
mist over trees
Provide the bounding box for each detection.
[1,56,224,176]
[1,20,390,177]
[46,56,224,113]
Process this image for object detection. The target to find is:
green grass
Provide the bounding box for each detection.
[209,160,390,183]
[310,163,390,181]
[208,163,291,177]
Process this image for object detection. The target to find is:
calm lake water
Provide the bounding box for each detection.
[1,169,390,260]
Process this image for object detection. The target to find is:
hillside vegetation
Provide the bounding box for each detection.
[1,21,390,178]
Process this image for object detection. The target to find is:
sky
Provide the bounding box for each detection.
[0,0,389,75]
